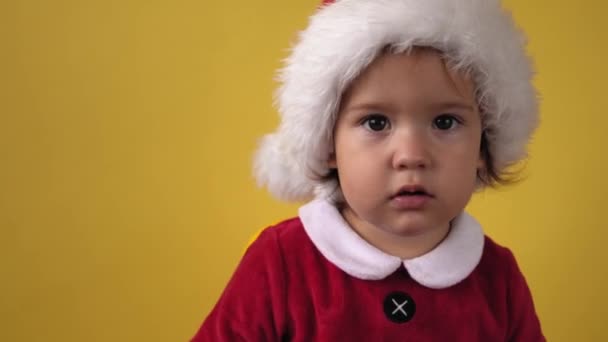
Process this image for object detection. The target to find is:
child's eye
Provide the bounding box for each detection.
[362,114,390,131]
[433,114,460,130]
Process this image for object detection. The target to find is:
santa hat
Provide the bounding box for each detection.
[254,0,539,202]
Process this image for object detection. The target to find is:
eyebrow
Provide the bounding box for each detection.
[428,101,476,112]
[341,101,395,114]
[342,100,476,114]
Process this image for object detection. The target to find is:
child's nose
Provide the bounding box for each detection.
[390,130,431,170]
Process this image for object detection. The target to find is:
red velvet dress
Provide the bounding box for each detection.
[193,199,544,341]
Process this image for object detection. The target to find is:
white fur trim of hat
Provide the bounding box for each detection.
[254,0,539,203]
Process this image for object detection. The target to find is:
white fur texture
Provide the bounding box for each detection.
[299,199,485,288]
[255,0,538,202]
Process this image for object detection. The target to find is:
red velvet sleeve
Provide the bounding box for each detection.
[505,249,546,342]
[191,228,288,341]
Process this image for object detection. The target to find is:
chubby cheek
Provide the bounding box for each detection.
[337,159,377,198]
[440,152,479,202]
[335,155,384,207]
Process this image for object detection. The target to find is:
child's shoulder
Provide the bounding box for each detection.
[255,216,308,244]
[247,216,314,257]
[482,236,517,259]
[479,235,523,277]
[240,216,329,281]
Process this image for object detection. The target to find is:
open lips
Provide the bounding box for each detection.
[390,185,433,209]
[392,185,433,198]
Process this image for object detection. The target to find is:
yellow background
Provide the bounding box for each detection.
[1,0,606,340]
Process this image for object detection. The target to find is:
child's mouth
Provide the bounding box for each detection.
[396,190,428,197]
[391,185,433,198]
[390,185,433,209]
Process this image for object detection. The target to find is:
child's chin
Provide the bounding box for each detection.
[383,216,443,237]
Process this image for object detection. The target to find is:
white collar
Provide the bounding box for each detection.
[298,199,485,289]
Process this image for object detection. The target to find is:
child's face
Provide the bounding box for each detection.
[329,49,484,244]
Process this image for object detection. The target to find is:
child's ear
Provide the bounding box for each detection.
[477,155,485,170]
[478,131,489,172]
[475,155,486,184]
[328,151,337,168]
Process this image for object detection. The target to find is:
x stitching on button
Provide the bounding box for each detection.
[383,291,415,323]
[391,298,408,317]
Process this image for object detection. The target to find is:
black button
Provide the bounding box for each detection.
[383,291,416,323]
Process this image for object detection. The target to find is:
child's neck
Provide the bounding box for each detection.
[341,207,451,260]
